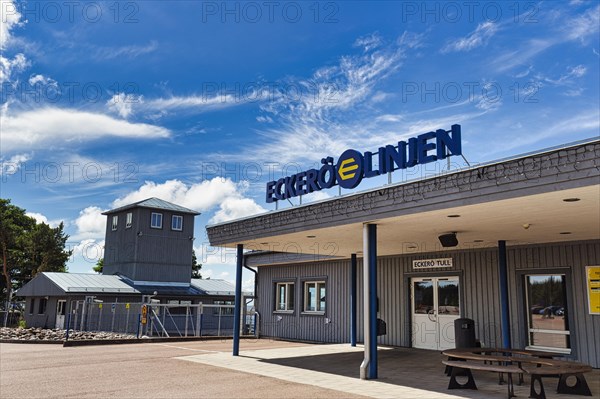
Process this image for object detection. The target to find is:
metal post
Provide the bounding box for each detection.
[360,224,378,380]
[65,312,71,341]
[498,240,511,348]
[350,253,357,347]
[233,244,243,356]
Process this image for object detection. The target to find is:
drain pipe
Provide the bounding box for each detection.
[243,256,259,338]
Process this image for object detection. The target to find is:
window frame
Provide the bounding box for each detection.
[516,268,575,355]
[150,212,163,229]
[126,212,132,228]
[29,298,35,315]
[213,300,234,316]
[111,215,118,231]
[302,280,327,314]
[171,215,183,231]
[274,281,295,313]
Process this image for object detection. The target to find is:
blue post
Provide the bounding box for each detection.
[350,253,357,347]
[367,224,378,379]
[498,240,511,349]
[233,244,243,356]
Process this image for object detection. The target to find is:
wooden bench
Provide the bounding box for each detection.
[442,360,522,399]
[521,364,593,399]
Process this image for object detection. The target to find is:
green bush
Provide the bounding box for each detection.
[18,318,26,329]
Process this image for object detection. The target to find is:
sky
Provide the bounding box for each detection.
[1,1,599,290]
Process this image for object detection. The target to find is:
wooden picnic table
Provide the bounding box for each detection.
[441,348,593,399]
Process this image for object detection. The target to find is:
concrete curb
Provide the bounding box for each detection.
[0,339,64,344]
[2,335,258,347]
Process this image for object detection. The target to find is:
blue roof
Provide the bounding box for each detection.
[103,197,200,215]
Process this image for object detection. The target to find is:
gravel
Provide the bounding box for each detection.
[0,327,136,341]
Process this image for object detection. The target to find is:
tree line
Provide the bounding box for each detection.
[0,199,72,316]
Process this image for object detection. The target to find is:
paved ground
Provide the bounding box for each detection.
[0,339,366,399]
[2,339,599,399]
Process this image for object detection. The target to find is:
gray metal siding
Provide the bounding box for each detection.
[257,261,350,343]
[256,240,600,367]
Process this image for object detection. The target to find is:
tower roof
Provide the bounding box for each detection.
[102,197,200,215]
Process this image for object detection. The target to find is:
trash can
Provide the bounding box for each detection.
[377,318,387,336]
[454,318,476,348]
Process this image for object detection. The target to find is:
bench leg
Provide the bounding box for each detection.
[529,375,546,399]
[448,367,477,390]
[556,373,592,396]
[507,373,516,399]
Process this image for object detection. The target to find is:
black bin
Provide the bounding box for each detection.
[454,318,476,348]
[377,318,387,336]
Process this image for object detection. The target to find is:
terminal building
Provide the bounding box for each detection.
[206,128,600,377]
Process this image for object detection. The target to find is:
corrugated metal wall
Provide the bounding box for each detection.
[257,240,600,367]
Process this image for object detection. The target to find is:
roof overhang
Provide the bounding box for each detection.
[207,140,600,261]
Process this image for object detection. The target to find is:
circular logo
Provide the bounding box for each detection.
[336,149,364,189]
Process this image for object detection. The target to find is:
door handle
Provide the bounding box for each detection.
[427,309,437,322]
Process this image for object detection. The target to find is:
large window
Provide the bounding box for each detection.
[275,282,294,311]
[151,212,163,229]
[126,212,132,228]
[111,215,118,231]
[172,215,183,231]
[303,281,326,313]
[525,274,570,353]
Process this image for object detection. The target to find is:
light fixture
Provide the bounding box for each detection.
[473,239,484,243]
[306,235,316,238]
[522,223,531,230]
[439,232,458,247]
[407,245,417,249]
[260,242,269,245]
[559,232,572,235]
[137,231,143,237]
[562,198,580,202]
[447,214,461,218]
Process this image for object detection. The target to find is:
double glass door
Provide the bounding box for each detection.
[412,277,460,350]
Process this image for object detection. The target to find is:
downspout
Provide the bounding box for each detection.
[243,255,259,338]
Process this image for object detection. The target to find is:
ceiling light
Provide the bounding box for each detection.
[407,246,417,249]
[559,232,572,235]
[260,242,269,245]
[562,198,580,202]
[306,235,316,238]
[447,214,461,218]
[473,239,484,243]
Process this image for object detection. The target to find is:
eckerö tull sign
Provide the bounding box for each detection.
[412,258,453,269]
[266,124,462,203]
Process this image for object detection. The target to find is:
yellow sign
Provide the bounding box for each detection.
[587,266,600,315]
[338,157,358,180]
[98,304,102,309]
[141,304,148,324]
[125,303,130,309]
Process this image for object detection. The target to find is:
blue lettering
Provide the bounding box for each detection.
[363,151,380,178]
[305,169,320,192]
[284,175,297,199]
[436,124,462,159]
[295,172,307,195]
[417,131,437,164]
[266,181,276,203]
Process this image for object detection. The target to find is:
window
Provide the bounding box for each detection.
[126,212,132,228]
[38,298,47,314]
[525,274,570,353]
[214,300,234,315]
[304,281,326,313]
[29,298,35,315]
[172,215,183,231]
[112,215,118,231]
[275,282,294,311]
[151,212,163,229]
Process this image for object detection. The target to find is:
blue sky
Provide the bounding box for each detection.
[1,1,599,288]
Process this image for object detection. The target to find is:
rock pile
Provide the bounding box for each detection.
[0,327,136,341]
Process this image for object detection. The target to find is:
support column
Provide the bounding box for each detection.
[360,224,378,380]
[350,253,357,347]
[498,240,511,349]
[233,244,243,356]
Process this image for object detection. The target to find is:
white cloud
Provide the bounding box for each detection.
[72,239,105,267]
[0,0,22,50]
[73,206,107,241]
[0,152,30,175]
[354,33,383,52]
[0,53,29,84]
[106,92,143,119]
[1,107,171,152]
[25,212,64,228]
[93,41,159,61]
[112,178,266,224]
[28,74,57,87]
[441,22,498,53]
[564,4,600,42]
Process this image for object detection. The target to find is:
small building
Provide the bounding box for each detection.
[205,131,600,374]
[16,198,242,333]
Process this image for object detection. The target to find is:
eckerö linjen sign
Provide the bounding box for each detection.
[266,124,462,203]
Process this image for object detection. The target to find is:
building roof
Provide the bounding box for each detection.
[102,197,200,216]
[16,272,139,296]
[15,273,248,298]
[191,279,248,296]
